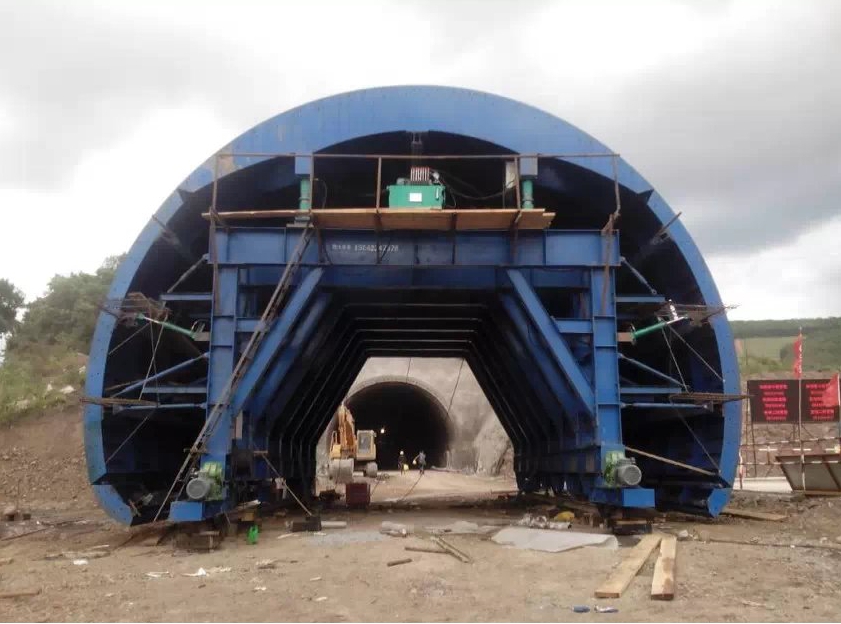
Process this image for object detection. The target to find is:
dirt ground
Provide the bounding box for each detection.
[3,410,841,622]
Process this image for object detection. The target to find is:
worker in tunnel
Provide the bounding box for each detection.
[413,450,427,475]
[398,449,407,472]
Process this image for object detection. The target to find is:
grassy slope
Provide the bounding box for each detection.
[0,344,86,424]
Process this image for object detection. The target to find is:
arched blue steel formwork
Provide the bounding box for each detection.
[84,86,740,525]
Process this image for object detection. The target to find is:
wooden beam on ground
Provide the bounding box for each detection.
[651,535,677,600]
[0,588,41,599]
[721,508,787,522]
[595,533,662,599]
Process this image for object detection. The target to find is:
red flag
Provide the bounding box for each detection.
[822,373,840,408]
[793,334,803,379]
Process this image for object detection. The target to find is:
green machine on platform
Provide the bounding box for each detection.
[387,166,446,209]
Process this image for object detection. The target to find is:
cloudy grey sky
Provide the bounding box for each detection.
[0,0,839,319]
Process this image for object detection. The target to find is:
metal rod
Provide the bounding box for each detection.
[113,352,209,397]
[151,215,194,262]
[624,445,717,477]
[651,211,683,241]
[620,257,657,295]
[117,403,206,411]
[611,154,622,216]
[618,353,686,389]
[375,157,382,209]
[167,254,209,294]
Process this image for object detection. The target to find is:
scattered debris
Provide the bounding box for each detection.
[594,605,619,613]
[595,534,662,599]
[314,596,328,602]
[676,529,691,541]
[572,606,591,613]
[256,559,277,570]
[426,520,497,535]
[145,571,171,579]
[309,576,322,582]
[0,557,14,566]
[254,586,267,592]
[321,520,347,529]
[516,513,570,531]
[207,567,232,574]
[387,557,413,567]
[721,508,786,522]
[494,527,617,554]
[741,600,775,610]
[277,533,298,540]
[380,521,411,537]
[554,511,575,523]
[182,568,208,577]
[59,385,76,395]
[72,559,88,566]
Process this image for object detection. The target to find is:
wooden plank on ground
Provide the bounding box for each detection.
[721,507,787,522]
[651,534,677,600]
[594,533,662,599]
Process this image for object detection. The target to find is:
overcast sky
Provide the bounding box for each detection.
[0,0,839,320]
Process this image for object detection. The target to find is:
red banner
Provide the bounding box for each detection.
[792,334,803,379]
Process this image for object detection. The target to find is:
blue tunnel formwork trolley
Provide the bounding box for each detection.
[84,86,742,525]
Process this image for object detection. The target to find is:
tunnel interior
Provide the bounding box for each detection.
[346,381,451,469]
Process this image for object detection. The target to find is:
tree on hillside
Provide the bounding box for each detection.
[7,255,124,353]
[0,278,25,335]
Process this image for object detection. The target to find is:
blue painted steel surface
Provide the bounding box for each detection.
[84,86,740,524]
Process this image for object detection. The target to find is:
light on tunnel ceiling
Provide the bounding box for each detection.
[380,427,386,434]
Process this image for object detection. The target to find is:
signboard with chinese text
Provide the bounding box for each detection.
[747,379,840,423]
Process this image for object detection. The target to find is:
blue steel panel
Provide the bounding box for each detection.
[247,293,332,419]
[204,267,325,462]
[507,270,595,412]
[169,501,205,522]
[215,229,613,269]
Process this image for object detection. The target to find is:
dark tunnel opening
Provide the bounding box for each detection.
[345,382,451,469]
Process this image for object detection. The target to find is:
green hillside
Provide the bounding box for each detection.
[733,317,841,375]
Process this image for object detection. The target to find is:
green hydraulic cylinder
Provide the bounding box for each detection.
[299,178,311,210]
[629,316,688,343]
[136,313,199,340]
[521,178,534,209]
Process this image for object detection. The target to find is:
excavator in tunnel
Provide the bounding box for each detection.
[327,403,378,484]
